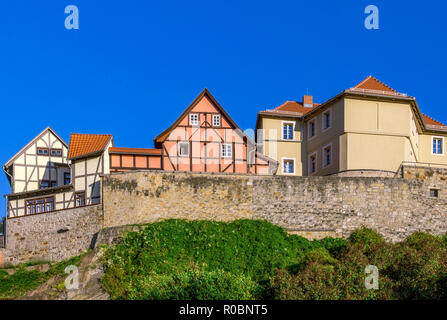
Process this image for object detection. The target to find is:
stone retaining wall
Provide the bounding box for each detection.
[103,170,447,242]
[1,204,103,267]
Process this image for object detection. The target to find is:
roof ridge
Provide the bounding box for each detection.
[352,75,398,93]
[70,133,113,136]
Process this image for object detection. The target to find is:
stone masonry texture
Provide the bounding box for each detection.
[2,204,103,267]
[3,166,447,267]
[103,169,447,243]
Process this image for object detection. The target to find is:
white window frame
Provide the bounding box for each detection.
[322,143,332,168]
[308,118,316,140]
[221,143,232,158]
[308,152,317,175]
[212,114,221,127]
[178,142,189,157]
[189,113,199,126]
[431,136,444,156]
[281,121,295,141]
[281,157,296,175]
[322,108,332,131]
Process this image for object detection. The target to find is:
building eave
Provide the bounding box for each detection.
[4,184,74,200]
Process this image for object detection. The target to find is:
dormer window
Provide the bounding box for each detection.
[190,113,199,126]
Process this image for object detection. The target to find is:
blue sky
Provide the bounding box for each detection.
[0,0,446,218]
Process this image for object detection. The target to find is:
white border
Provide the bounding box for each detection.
[322,143,333,168]
[308,151,317,175]
[178,142,189,157]
[431,136,444,156]
[189,113,199,126]
[221,143,232,158]
[281,157,296,175]
[212,114,221,127]
[281,121,295,141]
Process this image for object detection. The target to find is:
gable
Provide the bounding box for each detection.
[154,88,247,147]
[3,127,68,168]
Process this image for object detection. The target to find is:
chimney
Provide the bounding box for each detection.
[303,95,313,108]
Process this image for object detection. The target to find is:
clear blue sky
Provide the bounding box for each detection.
[1,1,446,218]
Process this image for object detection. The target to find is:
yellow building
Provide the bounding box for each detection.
[256,76,447,176]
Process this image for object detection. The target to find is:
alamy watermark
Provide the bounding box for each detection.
[364,5,379,30]
[65,5,79,30]
[65,265,79,290]
[364,265,379,290]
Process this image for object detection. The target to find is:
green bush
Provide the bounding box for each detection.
[102,219,327,299]
[348,226,384,252]
[102,220,447,300]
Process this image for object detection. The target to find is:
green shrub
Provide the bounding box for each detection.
[317,238,347,258]
[348,227,384,252]
[102,220,447,300]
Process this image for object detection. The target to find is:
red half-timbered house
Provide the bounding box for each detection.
[109,89,277,174]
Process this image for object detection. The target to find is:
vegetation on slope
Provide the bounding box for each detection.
[0,253,86,300]
[102,219,447,300]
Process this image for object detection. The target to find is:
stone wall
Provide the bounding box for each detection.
[103,170,447,242]
[103,172,253,228]
[1,204,103,267]
[0,234,4,248]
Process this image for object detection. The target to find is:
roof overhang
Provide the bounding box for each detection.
[4,184,73,200]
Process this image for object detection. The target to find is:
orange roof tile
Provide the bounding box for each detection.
[109,147,162,155]
[259,101,319,117]
[423,114,447,128]
[347,76,409,97]
[68,133,112,159]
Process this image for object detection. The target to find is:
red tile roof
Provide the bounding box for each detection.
[109,147,162,155]
[347,76,409,98]
[68,133,112,159]
[423,114,447,128]
[259,101,320,117]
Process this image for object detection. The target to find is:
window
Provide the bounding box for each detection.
[322,109,332,130]
[75,192,86,207]
[178,142,189,156]
[50,149,62,157]
[282,122,294,140]
[308,153,317,174]
[221,144,232,158]
[64,172,71,185]
[189,113,199,126]
[430,189,439,198]
[37,148,49,156]
[26,197,54,215]
[308,119,316,139]
[213,114,221,127]
[282,159,295,174]
[432,137,444,155]
[323,144,332,167]
[39,180,57,189]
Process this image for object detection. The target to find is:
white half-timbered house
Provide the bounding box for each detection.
[3,128,113,218]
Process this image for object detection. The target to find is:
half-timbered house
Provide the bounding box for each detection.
[3,89,277,219]
[109,89,278,174]
[3,129,113,217]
